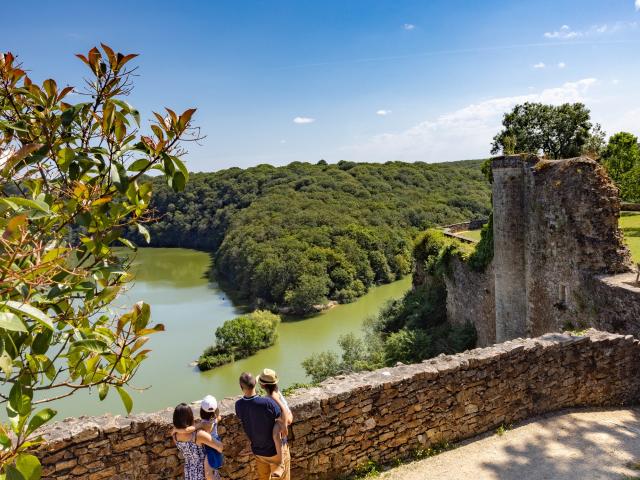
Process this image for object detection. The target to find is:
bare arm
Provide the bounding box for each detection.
[197,430,223,452]
[272,422,283,464]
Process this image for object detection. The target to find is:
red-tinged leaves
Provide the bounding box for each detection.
[165,108,177,124]
[180,108,197,126]
[141,136,155,151]
[150,125,164,141]
[43,79,57,99]
[116,53,138,70]
[100,43,117,70]
[75,53,90,67]
[88,47,101,72]
[58,86,75,102]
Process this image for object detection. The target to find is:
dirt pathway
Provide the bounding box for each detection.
[379,408,640,480]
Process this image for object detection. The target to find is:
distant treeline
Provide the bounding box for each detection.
[129,160,491,313]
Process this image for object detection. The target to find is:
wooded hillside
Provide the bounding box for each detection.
[131,160,491,312]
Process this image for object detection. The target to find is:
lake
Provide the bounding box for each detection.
[50,248,412,419]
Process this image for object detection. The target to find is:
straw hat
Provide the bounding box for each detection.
[257,368,279,385]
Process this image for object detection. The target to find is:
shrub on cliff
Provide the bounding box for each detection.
[198,311,280,370]
[0,46,197,476]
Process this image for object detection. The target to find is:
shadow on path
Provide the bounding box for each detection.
[381,408,640,480]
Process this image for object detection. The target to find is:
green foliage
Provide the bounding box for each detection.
[197,311,280,370]
[602,132,640,202]
[0,46,196,475]
[303,219,483,383]
[491,102,595,159]
[467,213,494,272]
[302,332,385,383]
[128,160,492,313]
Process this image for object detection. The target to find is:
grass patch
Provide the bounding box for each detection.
[346,441,457,479]
[458,229,483,242]
[495,423,513,436]
[620,212,640,263]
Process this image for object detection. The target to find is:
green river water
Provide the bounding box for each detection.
[50,248,411,419]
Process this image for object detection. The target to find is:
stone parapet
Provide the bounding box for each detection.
[37,330,640,479]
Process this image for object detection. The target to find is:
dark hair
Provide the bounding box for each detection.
[173,403,194,429]
[239,372,256,390]
[200,407,219,421]
[261,383,278,395]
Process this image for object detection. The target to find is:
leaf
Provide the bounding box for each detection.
[128,159,149,172]
[43,79,57,98]
[2,301,53,330]
[118,237,137,250]
[31,329,53,355]
[15,454,41,480]
[0,197,50,213]
[0,352,13,377]
[5,465,25,480]
[116,386,133,414]
[0,428,11,449]
[109,163,121,187]
[98,383,109,401]
[0,312,27,332]
[171,171,186,192]
[9,382,31,416]
[1,144,43,175]
[101,43,117,70]
[180,108,197,126]
[70,339,108,354]
[26,409,56,438]
[57,148,75,170]
[137,223,150,244]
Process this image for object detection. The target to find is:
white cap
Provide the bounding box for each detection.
[201,395,218,412]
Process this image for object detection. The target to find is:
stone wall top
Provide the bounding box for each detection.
[38,329,630,445]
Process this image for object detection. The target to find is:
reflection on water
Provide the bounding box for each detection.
[49,248,411,419]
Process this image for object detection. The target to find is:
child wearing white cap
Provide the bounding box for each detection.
[199,395,224,480]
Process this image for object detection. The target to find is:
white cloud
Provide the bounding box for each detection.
[280,139,287,144]
[402,23,415,30]
[342,78,597,163]
[533,62,546,69]
[558,62,566,69]
[544,21,637,39]
[376,109,392,116]
[636,0,640,10]
[293,116,315,124]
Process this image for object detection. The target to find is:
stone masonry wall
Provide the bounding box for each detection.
[37,330,640,480]
[444,155,639,346]
[522,157,632,336]
[444,257,495,347]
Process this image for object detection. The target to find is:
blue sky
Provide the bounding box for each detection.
[2,0,640,171]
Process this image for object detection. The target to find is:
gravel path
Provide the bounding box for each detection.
[379,408,640,480]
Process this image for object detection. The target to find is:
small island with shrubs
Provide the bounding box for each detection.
[197,310,281,370]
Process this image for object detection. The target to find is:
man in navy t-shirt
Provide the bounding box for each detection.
[235,372,289,479]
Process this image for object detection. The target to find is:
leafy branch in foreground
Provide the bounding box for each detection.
[0,45,197,477]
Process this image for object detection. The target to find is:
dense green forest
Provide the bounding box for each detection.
[130,160,491,312]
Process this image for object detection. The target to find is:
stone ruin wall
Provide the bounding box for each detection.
[444,257,495,347]
[444,155,639,346]
[37,330,640,480]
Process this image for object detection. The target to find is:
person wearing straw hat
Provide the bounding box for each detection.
[258,369,293,479]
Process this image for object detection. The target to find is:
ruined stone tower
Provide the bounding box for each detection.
[491,156,531,342]
[491,155,635,341]
[446,154,639,346]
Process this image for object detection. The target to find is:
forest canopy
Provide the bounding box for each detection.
[130,160,492,313]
